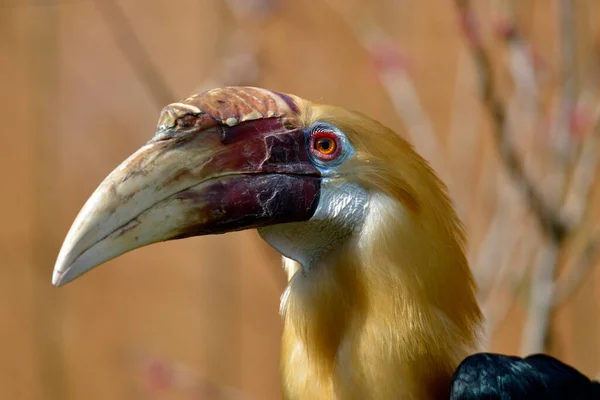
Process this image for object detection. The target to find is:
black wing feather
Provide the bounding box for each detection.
[450,352,600,399]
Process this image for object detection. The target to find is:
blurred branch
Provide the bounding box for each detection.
[93,0,175,107]
[447,50,481,220]
[490,5,557,353]
[494,4,540,114]
[455,0,569,242]
[192,30,260,93]
[485,1,597,353]
[553,233,600,305]
[482,243,532,349]
[364,33,442,156]
[455,1,580,355]
[479,215,531,344]
[554,0,576,157]
[520,243,560,354]
[475,170,538,349]
[561,106,600,226]
[374,43,448,179]
[323,0,448,179]
[473,175,524,298]
[192,0,270,92]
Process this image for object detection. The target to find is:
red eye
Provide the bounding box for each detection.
[310,131,342,161]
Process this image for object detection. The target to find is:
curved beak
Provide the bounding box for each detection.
[52,89,320,286]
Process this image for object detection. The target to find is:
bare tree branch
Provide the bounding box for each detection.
[192,31,260,94]
[455,1,581,355]
[553,233,600,305]
[520,243,560,354]
[561,108,600,226]
[448,50,482,221]
[473,172,526,298]
[93,0,176,107]
[553,0,577,158]
[455,0,569,242]
[323,0,448,178]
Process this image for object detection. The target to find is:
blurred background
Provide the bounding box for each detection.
[2,0,600,399]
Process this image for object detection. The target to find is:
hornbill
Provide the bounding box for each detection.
[53,87,599,399]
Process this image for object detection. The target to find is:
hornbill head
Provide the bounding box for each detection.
[53,87,367,285]
[53,86,480,398]
[53,86,473,306]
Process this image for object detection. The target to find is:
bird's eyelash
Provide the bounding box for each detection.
[309,123,341,136]
[311,126,330,133]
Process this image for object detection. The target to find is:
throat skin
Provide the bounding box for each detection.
[261,192,482,400]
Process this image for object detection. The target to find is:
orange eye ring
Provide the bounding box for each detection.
[309,130,342,161]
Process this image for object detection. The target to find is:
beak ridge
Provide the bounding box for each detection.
[52,88,319,286]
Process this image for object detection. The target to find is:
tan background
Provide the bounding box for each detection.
[2,1,600,399]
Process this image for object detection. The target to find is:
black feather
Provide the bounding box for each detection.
[450,352,600,399]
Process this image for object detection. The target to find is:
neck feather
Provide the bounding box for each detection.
[279,193,482,400]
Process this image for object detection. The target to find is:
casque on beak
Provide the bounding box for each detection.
[52,87,321,286]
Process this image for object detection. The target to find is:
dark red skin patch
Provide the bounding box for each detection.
[170,174,321,239]
[149,117,319,193]
[139,87,320,238]
[139,117,322,239]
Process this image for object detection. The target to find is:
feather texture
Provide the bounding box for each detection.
[450,353,600,399]
[278,100,482,399]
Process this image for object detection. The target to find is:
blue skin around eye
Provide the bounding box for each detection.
[304,122,355,174]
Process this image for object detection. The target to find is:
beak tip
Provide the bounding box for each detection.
[52,258,89,286]
[52,250,72,286]
[52,269,66,287]
[52,256,77,287]
[52,248,107,287]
